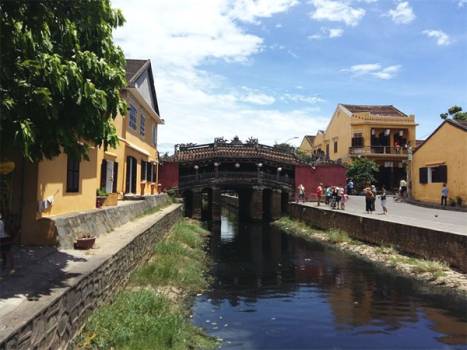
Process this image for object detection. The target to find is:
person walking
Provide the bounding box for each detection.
[380,186,388,214]
[364,185,374,214]
[441,183,448,207]
[316,183,323,206]
[338,187,345,210]
[347,179,354,196]
[325,186,332,205]
[297,184,305,203]
[370,185,377,212]
[399,178,407,200]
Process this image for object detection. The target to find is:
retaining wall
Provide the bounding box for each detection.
[45,194,171,248]
[0,204,183,350]
[289,203,467,273]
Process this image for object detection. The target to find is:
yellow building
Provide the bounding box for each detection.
[20,59,164,244]
[310,104,417,189]
[411,119,467,207]
[298,135,315,155]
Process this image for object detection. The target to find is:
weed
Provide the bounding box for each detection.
[327,229,351,244]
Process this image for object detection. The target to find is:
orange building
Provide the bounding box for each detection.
[19,59,164,244]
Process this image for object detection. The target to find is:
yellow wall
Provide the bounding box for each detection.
[298,138,313,154]
[411,122,467,205]
[322,108,352,161]
[21,89,161,244]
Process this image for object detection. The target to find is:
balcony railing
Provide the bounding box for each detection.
[349,146,408,156]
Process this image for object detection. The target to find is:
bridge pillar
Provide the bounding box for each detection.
[271,189,282,220]
[192,189,202,220]
[248,186,263,221]
[211,187,221,222]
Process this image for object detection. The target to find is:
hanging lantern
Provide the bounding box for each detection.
[399,130,404,136]
[277,167,282,172]
[371,129,376,136]
[385,129,390,136]
[194,165,199,170]
[214,162,219,167]
[257,163,263,168]
[235,163,240,168]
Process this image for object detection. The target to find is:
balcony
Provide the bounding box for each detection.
[349,146,408,157]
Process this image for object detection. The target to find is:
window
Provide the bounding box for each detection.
[419,167,428,184]
[325,144,330,158]
[147,162,153,182]
[334,141,338,153]
[152,124,157,145]
[141,160,147,181]
[351,133,364,147]
[140,114,145,136]
[126,156,137,193]
[430,165,447,183]
[66,156,80,192]
[129,105,137,130]
[419,165,447,184]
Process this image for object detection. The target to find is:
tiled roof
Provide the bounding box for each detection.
[341,104,407,117]
[174,144,300,165]
[448,119,467,131]
[304,135,315,145]
[125,59,149,84]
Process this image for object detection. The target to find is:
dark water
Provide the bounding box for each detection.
[192,211,467,349]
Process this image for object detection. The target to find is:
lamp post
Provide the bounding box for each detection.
[281,136,299,144]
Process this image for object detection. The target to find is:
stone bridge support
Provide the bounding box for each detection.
[192,189,202,220]
[211,187,221,222]
[248,186,264,221]
[271,189,282,220]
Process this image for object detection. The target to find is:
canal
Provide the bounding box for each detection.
[192,210,467,349]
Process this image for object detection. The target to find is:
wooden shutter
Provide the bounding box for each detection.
[141,161,146,181]
[125,156,131,193]
[113,162,118,193]
[67,157,80,192]
[100,159,107,190]
[419,167,428,184]
[439,165,447,183]
[131,157,137,192]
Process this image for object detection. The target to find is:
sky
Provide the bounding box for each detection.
[112,0,467,154]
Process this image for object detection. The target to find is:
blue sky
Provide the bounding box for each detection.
[113,0,467,153]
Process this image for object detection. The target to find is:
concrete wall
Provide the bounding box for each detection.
[288,203,467,273]
[0,205,182,350]
[48,194,171,249]
[411,121,467,206]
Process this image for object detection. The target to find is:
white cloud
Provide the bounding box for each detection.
[387,1,415,24]
[275,23,283,28]
[309,0,366,26]
[230,0,298,23]
[309,27,344,40]
[458,0,467,7]
[281,94,325,104]
[343,63,401,79]
[112,0,327,153]
[422,29,452,46]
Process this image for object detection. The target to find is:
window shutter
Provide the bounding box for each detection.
[147,162,152,182]
[100,159,107,190]
[439,165,447,183]
[125,156,131,193]
[141,161,146,181]
[419,167,428,184]
[113,162,118,193]
[132,158,137,192]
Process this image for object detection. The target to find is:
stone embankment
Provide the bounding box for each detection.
[0,198,182,350]
[288,203,467,273]
[275,217,467,301]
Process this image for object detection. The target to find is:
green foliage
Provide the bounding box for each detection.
[440,105,467,121]
[77,219,217,349]
[346,157,379,191]
[295,148,314,163]
[96,188,108,196]
[0,0,127,161]
[273,142,296,153]
[327,229,351,243]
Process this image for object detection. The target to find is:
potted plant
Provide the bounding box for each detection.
[74,234,96,250]
[96,188,108,208]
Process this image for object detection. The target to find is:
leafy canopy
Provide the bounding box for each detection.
[346,157,379,191]
[440,105,467,121]
[0,0,127,161]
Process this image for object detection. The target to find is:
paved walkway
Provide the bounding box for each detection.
[0,204,180,343]
[302,195,467,236]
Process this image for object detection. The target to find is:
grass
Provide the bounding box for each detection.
[76,218,218,350]
[135,197,174,219]
[275,217,450,280]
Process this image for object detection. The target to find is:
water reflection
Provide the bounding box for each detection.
[195,210,467,349]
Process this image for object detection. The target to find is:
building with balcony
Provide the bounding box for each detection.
[309,104,417,189]
[411,119,467,207]
[18,59,164,245]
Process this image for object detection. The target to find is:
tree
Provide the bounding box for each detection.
[273,143,295,153]
[346,157,379,191]
[440,105,467,121]
[0,0,127,162]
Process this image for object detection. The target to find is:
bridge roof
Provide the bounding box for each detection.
[172,143,300,165]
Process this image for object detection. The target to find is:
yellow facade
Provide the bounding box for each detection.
[310,104,417,189]
[298,136,314,155]
[411,120,467,206]
[20,60,163,244]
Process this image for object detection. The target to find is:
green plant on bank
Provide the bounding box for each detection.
[76,219,218,350]
[96,188,108,197]
[388,255,448,278]
[374,244,398,256]
[326,229,351,244]
[135,197,174,220]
